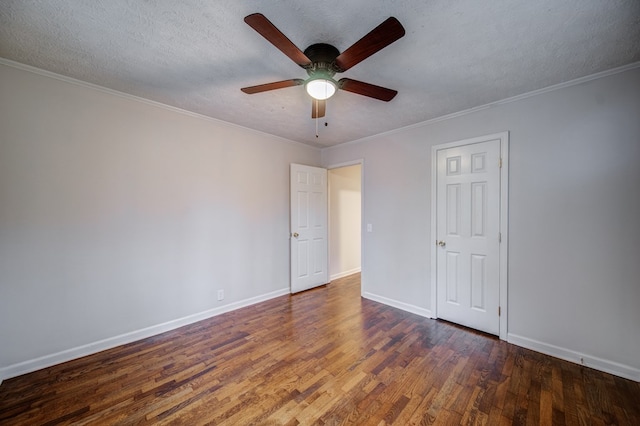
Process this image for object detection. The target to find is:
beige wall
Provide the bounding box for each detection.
[0,62,321,379]
[322,66,640,381]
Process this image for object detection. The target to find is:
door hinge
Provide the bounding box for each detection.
[499,306,501,316]
[499,158,503,168]
[498,232,502,243]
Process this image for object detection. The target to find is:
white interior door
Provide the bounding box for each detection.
[436,139,501,335]
[291,164,328,293]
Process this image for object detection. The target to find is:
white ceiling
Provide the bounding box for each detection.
[1,1,639,147]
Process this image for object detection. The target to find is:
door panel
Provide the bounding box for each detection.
[446,252,459,303]
[436,139,501,335]
[447,184,461,235]
[291,164,328,293]
[470,254,486,310]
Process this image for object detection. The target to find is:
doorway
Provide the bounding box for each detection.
[328,163,362,283]
[289,162,363,294]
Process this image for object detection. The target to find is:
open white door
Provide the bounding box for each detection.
[290,164,328,293]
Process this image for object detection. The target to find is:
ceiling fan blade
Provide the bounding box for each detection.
[338,78,398,101]
[335,17,405,72]
[244,13,312,67]
[311,99,326,118]
[241,79,304,94]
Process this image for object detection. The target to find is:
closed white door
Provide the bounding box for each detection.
[290,164,328,293]
[436,139,501,335]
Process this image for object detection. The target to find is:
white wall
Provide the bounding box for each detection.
[328,165,361,280]
[0,62,320,380]
[321,66,640,381]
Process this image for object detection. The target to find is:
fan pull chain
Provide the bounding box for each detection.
[315,99,319,138]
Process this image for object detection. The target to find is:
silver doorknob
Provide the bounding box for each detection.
[292,232,299,238]
[437,240,446,247]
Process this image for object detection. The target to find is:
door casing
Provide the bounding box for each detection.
[430,132,509,340]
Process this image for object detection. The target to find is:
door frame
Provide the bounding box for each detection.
[430,132,509,340]
[326,159,365,297]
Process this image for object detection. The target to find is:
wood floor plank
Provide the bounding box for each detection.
[1,273,639,425]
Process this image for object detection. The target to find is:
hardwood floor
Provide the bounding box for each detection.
[1,273,639,425]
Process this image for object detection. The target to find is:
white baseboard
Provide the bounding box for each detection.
[362,291,433,319]
[330,268,361,281]
[0,287,290,384]
[508,333,640,382]
[5,292,637,386]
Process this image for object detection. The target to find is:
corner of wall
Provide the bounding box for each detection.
[508,333,640,383]
[362,291,433,319]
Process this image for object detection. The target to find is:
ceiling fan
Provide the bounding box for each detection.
[241,13,405,118]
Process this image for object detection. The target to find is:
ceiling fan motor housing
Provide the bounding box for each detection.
[303,43,341,78]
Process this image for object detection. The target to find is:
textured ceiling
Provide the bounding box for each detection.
[1,1,639,147]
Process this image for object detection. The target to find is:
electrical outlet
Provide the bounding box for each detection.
[217,289,224,301]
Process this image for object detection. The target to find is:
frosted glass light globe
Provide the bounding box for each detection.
[305,79,337,100]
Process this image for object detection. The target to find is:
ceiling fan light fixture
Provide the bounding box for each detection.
[305,78,337,100]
